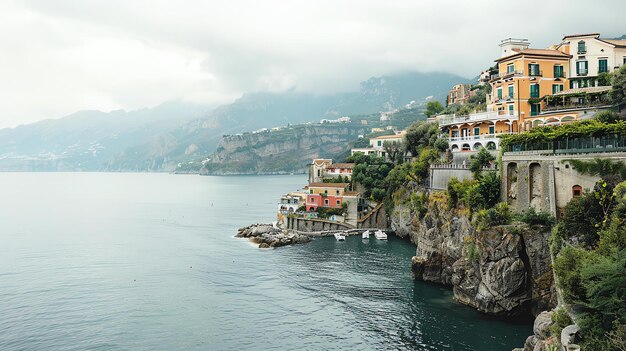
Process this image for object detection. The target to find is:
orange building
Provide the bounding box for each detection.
[305,183,356,211]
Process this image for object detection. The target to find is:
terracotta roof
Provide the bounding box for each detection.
[373,134,404,140]
[562,33,600,40]
[328,163,354,169]
[307,182,350,188]
[600,39,626,48]
[550,86,611,96]
[496,48,570,62]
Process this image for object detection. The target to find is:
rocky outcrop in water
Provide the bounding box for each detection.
[236,224,311,248]
[391,191,557,317]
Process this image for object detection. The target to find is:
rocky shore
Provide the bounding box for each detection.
[236,224,311,248]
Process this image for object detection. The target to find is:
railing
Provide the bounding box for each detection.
[504,135,626,154]
[578,69,588,76]
[448,132,518,142]
[439,110,519,126]
[529,70,543,77]
[430,162,497,170]
[490,70,523,81]
[542,102,612,113]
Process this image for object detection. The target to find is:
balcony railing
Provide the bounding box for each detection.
[438,110,519,126]
[529,70,543,77]
[490,70,523,81]
[542,102,613,113]
[448,132,518,142]
[578,69,588,76]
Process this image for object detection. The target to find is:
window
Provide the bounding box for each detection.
[576,61,588,75]
[324,199,329,205]
[528,63,540,76]
[530,104,540,116]
[377,140,382,146]
[598,59,608,73]
[489,125,495,134]
[572,185,583,198]
[624,57,626,65]
[497,87,503,99]
[310,197,314,203]
[530,84,540,98]
[473,127,480,136]
[508,85,514,98]
[310,189,313,194]
[552,84,564,94]
[317,169,321,177]
[508,104,514,112]
[336,190,339,195]
[336,200,341,205]
[507,64,514,74]
[554,65,564,78]
[577,40,586,54]
[324,190,328,194]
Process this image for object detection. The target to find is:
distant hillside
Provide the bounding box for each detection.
[0,71,469,172]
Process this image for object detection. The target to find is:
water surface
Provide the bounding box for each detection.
[0,173,530,350]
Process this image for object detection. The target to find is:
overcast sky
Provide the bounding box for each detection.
[1,0,625,128]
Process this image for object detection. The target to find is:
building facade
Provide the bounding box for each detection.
[446,83,475,105]
[560,33,626,88]
[305,183,358,211]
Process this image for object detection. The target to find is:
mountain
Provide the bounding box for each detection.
[0,71,470,172]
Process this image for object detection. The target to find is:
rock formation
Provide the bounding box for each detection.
[236,224,311,248]
[392,191,557,317]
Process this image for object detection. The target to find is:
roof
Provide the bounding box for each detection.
[343,191,360,197]
[311,159,332,166]
[550,86,612,96]
[306,182,350,188]
[373,134,404,140]
[562,33,600,40]
[600,39,626,48]
[496,48,570,62]
[327,163,354,169]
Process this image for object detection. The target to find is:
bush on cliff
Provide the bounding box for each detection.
[468,147,495,179]
[446,172,500,211]
[473,202,511,231]
[553,180,626,350]
[515,207,556,227]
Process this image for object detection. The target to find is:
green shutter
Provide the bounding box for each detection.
[497,88,502,99]
[599,59,608,73]
[530,84,539,98]
[508,85,514,98]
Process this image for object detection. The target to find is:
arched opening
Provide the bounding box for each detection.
[462,143,471,151]
[472,142,483,150]
[561,115,576,123]
[545,117,560,126]
[572,185,583,198]
[451,144,459,152]
[532,119,544,128]
[486,141,497,150]
[529,162,543,210]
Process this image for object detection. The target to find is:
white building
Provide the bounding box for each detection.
[561,33,626,88]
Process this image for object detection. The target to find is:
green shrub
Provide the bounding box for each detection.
[473,202,511,231]
[550,308,573,338]
[410,192,429,220]
[515,207,556,227]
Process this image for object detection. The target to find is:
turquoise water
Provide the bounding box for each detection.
[0,173,531,350]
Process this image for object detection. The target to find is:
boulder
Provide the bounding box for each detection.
[533,311,554,339]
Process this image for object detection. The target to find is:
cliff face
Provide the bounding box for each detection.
[203,124,367,174]
[391,191,556,317]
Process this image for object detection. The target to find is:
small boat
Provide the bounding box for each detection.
[362,230,370,239]
[334,232,346,241]
[374,230,387,240]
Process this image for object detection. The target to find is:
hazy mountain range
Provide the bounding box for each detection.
[0,71,470,172]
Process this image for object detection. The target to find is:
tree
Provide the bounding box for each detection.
[383,141,404,165]
[611,65,626,107]
[568,158,626,182]
[424,100,444,117]
[597,72,613,87]
[469,147,495,179]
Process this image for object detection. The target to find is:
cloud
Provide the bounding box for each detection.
[1,0,625,128]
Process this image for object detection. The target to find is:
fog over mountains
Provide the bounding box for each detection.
[0,71,469,172]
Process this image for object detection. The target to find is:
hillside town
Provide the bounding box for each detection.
[278,32,626,229]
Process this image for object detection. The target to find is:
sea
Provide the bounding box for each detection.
[0,173,531,350]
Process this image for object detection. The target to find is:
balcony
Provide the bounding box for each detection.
[490,70,523,82]
[448,132,518,142]
[578,69,588,76]
[529,70,543,77]
[447,132,518,152]
[438,110,519,127]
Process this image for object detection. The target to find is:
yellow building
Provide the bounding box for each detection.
[491,39,571,132]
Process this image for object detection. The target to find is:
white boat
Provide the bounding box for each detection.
[362,230,370,239]
[334,232,346,241]
[374,230,387,240]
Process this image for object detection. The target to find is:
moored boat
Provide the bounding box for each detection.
[374,230,387,240]
[362,230,370,239]
[334,232,346,241]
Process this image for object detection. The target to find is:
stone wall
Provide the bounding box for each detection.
[357,203,388,229]
[502,151,626,215]
[429,165,474,190]
[286,217,354,232]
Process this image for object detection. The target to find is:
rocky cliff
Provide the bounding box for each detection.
[203,124,368,174]
[391,190,556,317]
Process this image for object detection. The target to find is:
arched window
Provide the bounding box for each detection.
[572,185,583,198]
